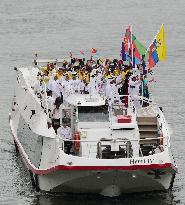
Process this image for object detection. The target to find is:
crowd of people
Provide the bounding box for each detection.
[32,56,150,153]
[33,57,149,106]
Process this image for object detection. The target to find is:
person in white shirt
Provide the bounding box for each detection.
[71,74,80,93]
[51,97,66,132]
[78,80,85,93]
[47,90,55,116]
[62,75,72,99]
[128,76,141,108]
[57,120,72,154]
[89,75,98,95]
[50,76,61,100]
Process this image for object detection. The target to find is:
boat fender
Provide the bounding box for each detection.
[74,131,80,151]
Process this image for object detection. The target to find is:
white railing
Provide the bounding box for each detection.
[57,136,166,159]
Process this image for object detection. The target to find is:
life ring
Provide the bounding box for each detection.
[74,131,80,151]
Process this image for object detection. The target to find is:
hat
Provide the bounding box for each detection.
[71,71,77,75]
[108,76,113,79]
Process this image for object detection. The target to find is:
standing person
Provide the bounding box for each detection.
[128,76,141,108]
[47,90,55,116]
[71,74,80,93]
[143,75,149,107]
[50,75,61,100]
[117,80,125,103]
[121,74,129,108]
[62,74,72,100]
[51,97,66,133]
[84,82,90,94]
[57,119,72,154]
[89,75,98,95]
[78,79,85,94]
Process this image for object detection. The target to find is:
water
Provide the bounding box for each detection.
[0,0,185,204]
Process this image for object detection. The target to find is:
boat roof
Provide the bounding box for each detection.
[66,93,106,107]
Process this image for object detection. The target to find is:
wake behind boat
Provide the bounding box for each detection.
[9,25,177,197]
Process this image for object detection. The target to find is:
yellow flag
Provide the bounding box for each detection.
[156,24,166,61]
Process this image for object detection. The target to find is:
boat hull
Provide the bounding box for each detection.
[37,168,174,197]
[9,113,176,197]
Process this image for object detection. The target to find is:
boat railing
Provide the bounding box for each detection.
[57,136,166,158]
[110,94,156,110]
[109,94,136,117]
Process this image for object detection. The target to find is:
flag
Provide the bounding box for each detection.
[132,34,148,64]
[148,24,166,69]
[156,24,166,61]
[148,40,159,68]
[69,51,72,58]
[125,26,132,50]
[80,51,85,55]
[121,41,126,61]
[91,48,97,53]
[123,26,132,62]
[149,77,155,83]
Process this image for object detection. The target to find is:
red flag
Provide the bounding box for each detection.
[91,48,97,53]
[149,77,155,83]
[69,51,72,58]
[80,51,85,55]
[123,36,129,53]
[125,26,132,51]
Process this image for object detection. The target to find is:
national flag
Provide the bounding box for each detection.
[91,48,97,53]
[148,39,159,69]
[156,24,166,61]
[148,24,166,69]
[69,51,72,58]
[121,41,126,61]
[123,35,129,53]
[125,26,132,50]
[132,34,148,64]
[123,26,132,62]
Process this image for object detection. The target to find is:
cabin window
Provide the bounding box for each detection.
[78,105,109,122]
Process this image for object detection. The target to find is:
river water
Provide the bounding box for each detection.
[0,0,185,204]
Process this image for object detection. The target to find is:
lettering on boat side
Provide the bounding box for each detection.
[130,158,154,165]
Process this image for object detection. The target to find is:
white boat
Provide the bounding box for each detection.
[9,64,177,197]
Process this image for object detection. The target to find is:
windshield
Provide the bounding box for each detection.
[78,105,109,122]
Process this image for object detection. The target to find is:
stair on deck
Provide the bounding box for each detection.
[136,116,158,144]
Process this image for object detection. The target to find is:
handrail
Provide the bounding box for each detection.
[58,136,164,143]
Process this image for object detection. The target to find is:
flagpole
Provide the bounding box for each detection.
[142,25,163,103]
[131,25,133,67]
